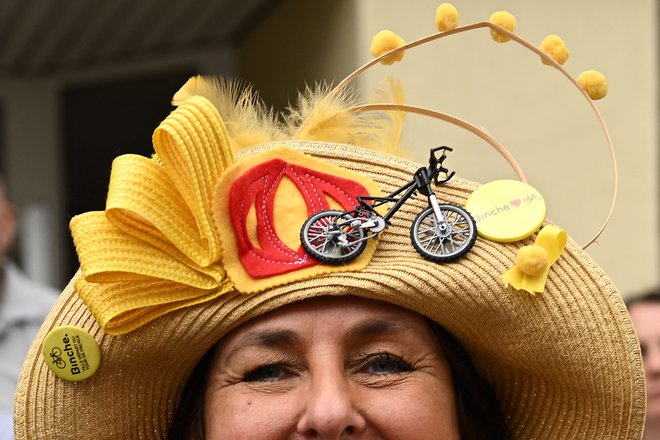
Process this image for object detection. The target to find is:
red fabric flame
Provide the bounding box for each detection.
[228,158,369,278]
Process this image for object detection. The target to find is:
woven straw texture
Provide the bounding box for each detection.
[14,142,645,439]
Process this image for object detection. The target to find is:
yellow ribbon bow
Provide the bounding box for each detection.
[502,225,567,294]
[70,96,236,335]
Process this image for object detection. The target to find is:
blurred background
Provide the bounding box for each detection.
[0,0,656,298]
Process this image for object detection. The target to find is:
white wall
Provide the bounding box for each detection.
[352,0,658,297]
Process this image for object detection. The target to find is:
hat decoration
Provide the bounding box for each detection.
[502,224,567,294]
[70,97,236,335]
[68,4,617,335]
[213,146,384,293]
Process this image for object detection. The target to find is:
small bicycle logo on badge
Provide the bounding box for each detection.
[49,347,66,369]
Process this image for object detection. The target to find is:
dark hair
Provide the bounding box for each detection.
[167,347,215,440]
[169,320,510,440]
[626,289,660,309]
[428,320,510,440]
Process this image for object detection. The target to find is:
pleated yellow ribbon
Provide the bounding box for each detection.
[502,225,567,294]
[70,96,236,335]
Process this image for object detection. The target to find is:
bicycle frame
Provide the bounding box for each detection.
[353,146,454,224]
[355,177,422,223]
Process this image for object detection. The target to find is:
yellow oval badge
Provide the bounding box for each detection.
[465,180,546,242]
[42,325,101,382]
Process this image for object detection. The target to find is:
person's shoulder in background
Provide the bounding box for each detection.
[0,260,58,429]
[2,260,58,320]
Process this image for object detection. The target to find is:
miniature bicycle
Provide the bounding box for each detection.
[300,146,477,264]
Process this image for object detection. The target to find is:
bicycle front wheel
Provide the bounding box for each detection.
[411,204,477,262]
[301,210,367,264]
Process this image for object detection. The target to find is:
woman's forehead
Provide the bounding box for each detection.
[219,295,431,344]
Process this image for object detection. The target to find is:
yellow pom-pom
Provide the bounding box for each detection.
[577,70,608,100]
[435,3,459,32]
[370,30,406,65]
[539,34,569,65]
[516,245,549,276]
[489,11,516,43]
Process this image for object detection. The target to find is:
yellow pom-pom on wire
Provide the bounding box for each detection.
[539,35,569,65]
[577,70,608,100]
[516,245,549,276]
[435,3,459,32]
[489,11,516,43]
[370,30,406,65]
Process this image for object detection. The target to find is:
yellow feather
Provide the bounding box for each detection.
[287,81,406,155]
[173,76,407,155]
[363,77,407,156]
[286,82,361,144]
[172,76,285,152]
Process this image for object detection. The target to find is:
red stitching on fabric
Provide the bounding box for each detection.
[306,173,355,205]
[259,164,305,259]
[227,158,373,278]
[231,162,310,275]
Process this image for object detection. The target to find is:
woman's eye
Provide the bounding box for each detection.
[243,364,292,382]
[362,353,412,375]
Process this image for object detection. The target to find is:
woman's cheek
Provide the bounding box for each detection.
[363,380,458,439]
[205,388,300,439]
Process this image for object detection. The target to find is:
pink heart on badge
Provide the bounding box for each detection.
[511,199,522,207]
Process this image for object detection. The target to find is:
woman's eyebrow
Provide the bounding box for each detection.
[345,317,413,340]
[224,329,300,361]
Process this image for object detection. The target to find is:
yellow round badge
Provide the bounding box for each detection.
[465,180,546,242]
[42,325,101,382]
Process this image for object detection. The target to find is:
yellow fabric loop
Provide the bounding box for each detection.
[71,212,225,289]
[70,97,237,334]
[74,277,235,334]
[106,154,212,267]
[152,96,234,265]
[502,225,567,294]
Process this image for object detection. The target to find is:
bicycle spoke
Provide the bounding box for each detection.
[411,207,476,259]
[302,209,369,263]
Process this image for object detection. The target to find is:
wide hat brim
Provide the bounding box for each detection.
[14,142,645,439]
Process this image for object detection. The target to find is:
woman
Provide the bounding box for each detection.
[170,296,509,439]
[14,6,644,440]
[628,291,660,439]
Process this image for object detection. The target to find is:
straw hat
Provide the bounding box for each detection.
[14,6,645,440]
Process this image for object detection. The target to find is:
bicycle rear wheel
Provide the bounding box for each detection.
[411,204,476,262]
[301,210,367,264]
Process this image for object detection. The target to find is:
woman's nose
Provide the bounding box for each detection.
[296,367,366,438]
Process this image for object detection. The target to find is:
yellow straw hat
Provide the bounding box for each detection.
[14,6,644,440]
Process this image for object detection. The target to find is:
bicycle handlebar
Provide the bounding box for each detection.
[428,146,455,185]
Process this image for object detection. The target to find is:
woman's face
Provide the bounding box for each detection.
[629,302,660,425]
[204,296,459,439]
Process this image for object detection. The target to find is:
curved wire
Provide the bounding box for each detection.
[296,21,617,249]
[346,103,527,182]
